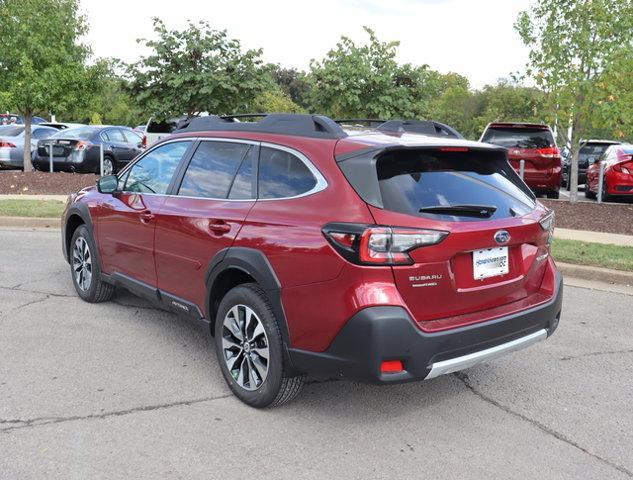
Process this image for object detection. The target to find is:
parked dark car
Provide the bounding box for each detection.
[0,125,58,169]
[1,113,47,125]
[34,125,144,174]
[480,122,562,198]
[562,140,621,188]
[62,113,561,407]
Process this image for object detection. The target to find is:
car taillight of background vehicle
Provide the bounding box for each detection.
[539,211,555,245]
[75,141,92,151]
[536,147,560,158]
[613,159,633,174]
[0,141,16,148]
[142,135,147,149]
[323,223,448,266]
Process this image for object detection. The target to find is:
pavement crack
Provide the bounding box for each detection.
[560,349,633,361]
[1,394,233,434]
[454,372,633,478]
[14,295,50,311]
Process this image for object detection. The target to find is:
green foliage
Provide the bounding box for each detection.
[252,90,304,114]
[268,66,311,109]
[515,0,633,200]
[0,0,102,169]
[307,27,464,119]
[90,112,103,125]
[552,238,633,272]
[127,18,269,119]
[0,199,65,218]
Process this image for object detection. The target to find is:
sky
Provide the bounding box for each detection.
[81,0,532,89]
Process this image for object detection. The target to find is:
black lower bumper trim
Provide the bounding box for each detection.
[289,273,563,384]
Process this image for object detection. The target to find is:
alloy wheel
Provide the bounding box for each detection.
[72,237,92,291]
[221,304,270,391]
[102,158,113,176]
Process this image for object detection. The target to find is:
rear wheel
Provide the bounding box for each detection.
[70,225,114,303]
[600,180,612,203]
[546,190,560,199]
[100,156,115,175]
[214,283,304,408]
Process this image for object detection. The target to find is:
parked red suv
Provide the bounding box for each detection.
[586,144,633,202]
[480,122,562,199]
[62,114,562,408]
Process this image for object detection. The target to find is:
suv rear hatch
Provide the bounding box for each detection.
[481,124,559,181]
[336,144,553,331]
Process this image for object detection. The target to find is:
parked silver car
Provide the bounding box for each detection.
[0,125,58,169]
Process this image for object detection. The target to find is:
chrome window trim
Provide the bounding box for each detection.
[118,137,328,202]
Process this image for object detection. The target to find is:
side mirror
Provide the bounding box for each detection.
[97,174,119,194]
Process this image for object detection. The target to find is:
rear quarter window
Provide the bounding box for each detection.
[257,147,318,199]
[481,127,554,149]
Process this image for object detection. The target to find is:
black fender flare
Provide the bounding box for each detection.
[63,203,96,263]
[205,247,291,346]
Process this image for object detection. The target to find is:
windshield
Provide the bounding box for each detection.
[52,127,97,139]
[376,149,535,222]
[0,126,25,136]
[482,127,554,149]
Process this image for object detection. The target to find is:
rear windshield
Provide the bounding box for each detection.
[146,119,180,134]
[376,150,535,221]
[579,144,612,160]
[481,127,554,149]
[0,126,25,136]
[52,127,97,139]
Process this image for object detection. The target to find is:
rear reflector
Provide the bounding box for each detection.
[381,360,404,373]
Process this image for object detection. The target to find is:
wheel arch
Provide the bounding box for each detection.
[63,204,95,264]
[205,248,291,346]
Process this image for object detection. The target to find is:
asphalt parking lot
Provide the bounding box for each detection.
[1,228,632,480]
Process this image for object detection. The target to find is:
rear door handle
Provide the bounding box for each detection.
[208,221,231,234]
[140,212,155,224]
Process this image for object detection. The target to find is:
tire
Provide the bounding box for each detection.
[214,283,305,408]
[546,190,560,199]
[100,156,115,175]
[585,187,596,199]
[70,224,114,303]
[600,180,612,203]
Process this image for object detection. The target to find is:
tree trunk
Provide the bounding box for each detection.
[568,116,581,203]
[22,110,33,172]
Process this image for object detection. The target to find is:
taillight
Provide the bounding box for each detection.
[539,211,555,245]
[323,223,448,266]
[613,161,632,174]
[0,141,16,148]
[75,141,92,151]
[536,147,560,158]
[142,135,147,149]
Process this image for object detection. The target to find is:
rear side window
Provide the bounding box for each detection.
[0,126,25,136]
[178,141,253,199]
[123,130,143,144]
[125,141,191,194]
[376,150,535,221]
[257,147,317,199]
[481,127,554,149]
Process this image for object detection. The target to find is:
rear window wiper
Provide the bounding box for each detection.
[419,204,497,218]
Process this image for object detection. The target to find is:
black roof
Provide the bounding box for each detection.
[173,114,348,140]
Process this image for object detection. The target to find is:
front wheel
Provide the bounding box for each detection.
[214,284,304,408]
[70,225,114,303]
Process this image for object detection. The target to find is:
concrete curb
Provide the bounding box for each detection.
[0,216,60,229]
[557,262,633,287]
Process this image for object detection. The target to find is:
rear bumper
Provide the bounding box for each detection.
[289,273,563,383]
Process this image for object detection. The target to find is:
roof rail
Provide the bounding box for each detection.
[173,113,347,139]
[334,119,387,128]
[376,120,464,139]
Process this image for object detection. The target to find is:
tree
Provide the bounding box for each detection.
[307,27,456,119]
[0,0,100,170]
[515,0,633,201]
[268,66,311,109]
[252,89,304,114]
[127,18,269,120]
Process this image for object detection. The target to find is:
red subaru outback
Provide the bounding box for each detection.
[480,122,562,199]
[62,114,562,408]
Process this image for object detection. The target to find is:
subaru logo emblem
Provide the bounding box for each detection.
[494,230,510,244]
